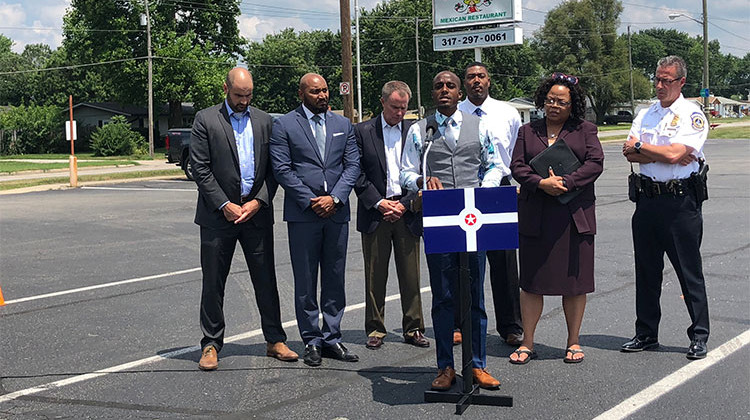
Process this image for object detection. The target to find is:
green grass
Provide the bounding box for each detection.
[597,123,632,131]
[0,160,136,174]
[708,125,750,139]
[0,148,167,161]
[0,168,184,191]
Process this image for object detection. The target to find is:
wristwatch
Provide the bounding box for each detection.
[634,141,642,153]
[331,195,341,206]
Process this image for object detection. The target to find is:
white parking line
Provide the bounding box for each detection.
[81,186,196,192]
[594,329,750,420]
[0,286,432,404]
[3,268,202,305]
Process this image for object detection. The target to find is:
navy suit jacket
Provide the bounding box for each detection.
[511,118,604,237]
[354,116,421,236]
[190,103,276,229]
[270,106,360,223]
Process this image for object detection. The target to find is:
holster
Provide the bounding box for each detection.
[628,163,640,202]
[690,158,709,203]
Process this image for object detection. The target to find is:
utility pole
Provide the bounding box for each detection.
[355,0,362,123]
[339,0,354,122]
[701,0,709,114]
[628,25,635,116]
[144,0,154,158]
[415,17,422,119]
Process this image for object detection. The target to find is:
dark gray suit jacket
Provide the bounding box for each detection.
[270,105,360,223]
[354,116,420,236]
[190,103,276,229]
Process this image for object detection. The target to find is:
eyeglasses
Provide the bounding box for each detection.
[545,97,571,107]
[652,77,682,86]
[552,72,579,85]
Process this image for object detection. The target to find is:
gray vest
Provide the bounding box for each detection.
[416,112,482,189]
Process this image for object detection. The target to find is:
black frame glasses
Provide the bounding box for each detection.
[652,77,683,86]
[552,72,579,85]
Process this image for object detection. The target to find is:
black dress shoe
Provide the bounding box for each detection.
[322,343,359,362]
[621,336,659,352]
[303,344,322,367]
[686,340,707,360]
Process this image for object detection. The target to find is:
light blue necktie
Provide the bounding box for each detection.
[443,117,457,148]
[311,114,325,158]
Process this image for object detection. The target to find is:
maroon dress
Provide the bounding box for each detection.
[510,118,604,296]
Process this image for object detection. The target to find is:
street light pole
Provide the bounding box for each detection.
[144,0,154,158]
[701,0,709,114]
[669,2,710,114]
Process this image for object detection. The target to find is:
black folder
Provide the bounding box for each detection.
[528,139,582,204]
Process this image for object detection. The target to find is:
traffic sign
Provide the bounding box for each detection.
[339,82,351,96]
[433,26,522,52]
[65,120,77,141]
[700,88,710,98]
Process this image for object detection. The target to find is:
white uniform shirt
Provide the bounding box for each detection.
[399,110,504,192]
[380,113,403,200]
[458,96,520,178]
[629,94,707,182]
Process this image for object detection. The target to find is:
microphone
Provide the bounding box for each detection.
[424,120,439,144]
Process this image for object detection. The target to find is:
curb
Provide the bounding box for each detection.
[0,174,186,195]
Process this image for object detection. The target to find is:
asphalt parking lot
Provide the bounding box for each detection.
[0,139,748,419]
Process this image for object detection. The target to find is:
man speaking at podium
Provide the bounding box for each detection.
[400,71,505,391]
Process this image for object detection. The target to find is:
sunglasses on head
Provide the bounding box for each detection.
[552,72,579,85]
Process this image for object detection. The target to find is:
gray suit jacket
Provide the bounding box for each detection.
[190,103,276,229]
[270,105,360,223]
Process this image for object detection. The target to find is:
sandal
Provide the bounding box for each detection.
[509,347,537,365]
[564,346,584,364]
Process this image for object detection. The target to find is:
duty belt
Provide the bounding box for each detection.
[642,176,691,197]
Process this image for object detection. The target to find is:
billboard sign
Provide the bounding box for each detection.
[433,0,522,30]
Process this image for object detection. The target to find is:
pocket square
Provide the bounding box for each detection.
[333,132,344,137]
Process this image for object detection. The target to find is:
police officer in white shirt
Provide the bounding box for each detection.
[457,62,523,347]
[621,55,709,360]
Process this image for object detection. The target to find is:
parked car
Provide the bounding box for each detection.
[164,128,193,180]
[603,110,633,125]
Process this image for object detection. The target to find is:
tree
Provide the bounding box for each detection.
[245,29,343,114]
[0,104,65,154]
[60,0,242,128]
[534,0,639,122]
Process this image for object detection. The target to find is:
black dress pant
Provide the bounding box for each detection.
[486,249,522,337]
[199,219,286,352]
[632,191,709,342]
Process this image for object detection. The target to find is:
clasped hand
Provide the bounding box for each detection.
[378,200,406,223]
[311,195,336,218]
[538,167,568,196]
[222,200,261,224]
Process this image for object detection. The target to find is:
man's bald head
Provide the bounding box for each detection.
[433,70,460,87]
[225,67,252,89]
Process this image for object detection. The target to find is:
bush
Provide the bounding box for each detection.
[90,115,148,156]
[0,104,65,155]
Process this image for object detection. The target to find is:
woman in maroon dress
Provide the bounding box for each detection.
[509,73,604,364]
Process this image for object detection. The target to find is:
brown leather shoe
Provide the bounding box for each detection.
[472,368,500,389]
[366,336,383,349]
[266,342,298,361]
[453,331,462,345]
[431,367,456,391]
[505,332,524,347]
[404,331,430,348]
[198,345,218,371]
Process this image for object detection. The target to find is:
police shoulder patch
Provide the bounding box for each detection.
[691,112,705,131]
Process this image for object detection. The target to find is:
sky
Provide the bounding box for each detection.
[1,0,748,57]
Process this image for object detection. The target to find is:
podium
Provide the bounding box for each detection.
[421,186,518,414]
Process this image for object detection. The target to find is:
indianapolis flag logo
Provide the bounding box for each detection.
[422,186,518,254]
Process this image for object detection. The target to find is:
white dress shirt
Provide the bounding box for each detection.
[458,96,520,179]
[381,113,403,200]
